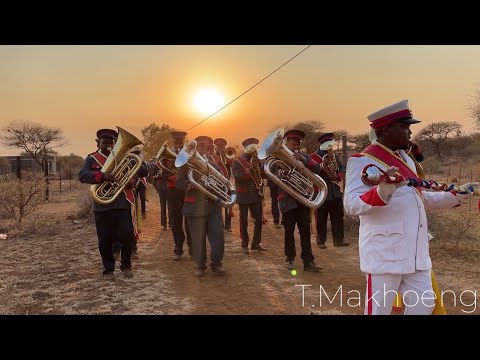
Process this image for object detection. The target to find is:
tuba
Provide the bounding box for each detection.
[175,140,237,208]
[258,128,328,209]
[155,140,178,174]
[90,127,143,205]
[319,139,340,183]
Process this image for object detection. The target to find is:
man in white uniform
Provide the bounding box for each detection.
[344,99,473,315]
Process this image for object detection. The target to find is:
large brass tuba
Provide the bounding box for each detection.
[175,140,237,208]
[319,139,340,183]
[155,140,178,174]
[90,127,143,205]
[258,128,328,209]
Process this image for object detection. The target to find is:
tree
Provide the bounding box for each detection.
[56,154,85,180]
[140,123,179,160]
[332,129,351,151]
[271,120,325,154]
[1,120,67,200]
[349,132,371,152]
[414,122,462,161]
[468,88,480,130]
[1,120,67,172]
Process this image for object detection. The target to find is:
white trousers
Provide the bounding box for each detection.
[365,269,435,315]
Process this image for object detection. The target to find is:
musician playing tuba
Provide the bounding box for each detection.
[175,136,227,277]
[232,138,267,254]
[272,130,324,272]
[344,99,473,315]
[79,128,149,280]
[310,133,349,249]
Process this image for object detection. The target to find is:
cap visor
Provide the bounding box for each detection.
[400,117,421,124]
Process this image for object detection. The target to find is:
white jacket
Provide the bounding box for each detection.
[344,148,460,274]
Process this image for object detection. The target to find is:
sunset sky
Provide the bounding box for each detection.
[1,45,479,157]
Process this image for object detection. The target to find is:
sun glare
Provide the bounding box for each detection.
[194,88,225,116]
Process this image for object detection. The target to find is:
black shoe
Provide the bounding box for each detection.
[162,226,168,231]
[211,265,226,275]
[317,243,327,249]
[241,247,249,254]
[334,241,350,247]
[285,260,295,270]
[304,261,322,272]
[122,268,133,278]
[251,244,267,251]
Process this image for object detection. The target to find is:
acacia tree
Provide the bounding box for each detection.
[414,121,462,161]
[349,132,371,152]
[1,120,67,200]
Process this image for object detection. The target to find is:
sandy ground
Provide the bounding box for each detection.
[0,183,478,315]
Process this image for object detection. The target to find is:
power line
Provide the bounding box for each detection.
[187,45,312,132]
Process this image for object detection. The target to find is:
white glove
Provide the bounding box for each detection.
[376,166,408,203]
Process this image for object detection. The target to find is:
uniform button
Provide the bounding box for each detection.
[420,224,423,227]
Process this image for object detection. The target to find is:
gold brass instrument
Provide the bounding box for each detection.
[258,128,328,209]
[175,140,237,208]
[225,146,236,159]
[246,147,264,195]
[155,140,178,174]
[319,139,340,182]
[90,127,143,205]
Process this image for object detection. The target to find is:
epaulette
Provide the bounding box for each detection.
[350,153,364,158]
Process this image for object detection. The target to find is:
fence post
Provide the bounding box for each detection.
[342,135,348,192]
[16,156,21,180]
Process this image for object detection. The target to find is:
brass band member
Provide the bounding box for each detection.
[310,133,349,248]
[344,99,472,315]
[232,138,267,254]
[211,138,233,232]
[79,128,149,279]
[166,131,192,260]
[150,156,170,231]
[176,136,226,277]
[277,130,322,272]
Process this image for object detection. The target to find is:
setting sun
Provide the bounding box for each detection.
[193,88,226,116]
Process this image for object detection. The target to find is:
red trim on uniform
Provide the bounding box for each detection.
[277,192,285,201]
[167,174,177,189]
[307,158,316,168]
[392,305,402,313]
[140,177,148,187]
[350,153,364,158]
[184,196,195,203]
[367,274,373,315]
[210,154,228,178]
[94,172,102,183]
[124,188,135,205]
[337,172,345,181]
[310,152,323,164]
[359,187,387,206]
[370,109,412,129]
[236,186,248,193]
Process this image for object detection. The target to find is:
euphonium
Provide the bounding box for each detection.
[155,140,178,174]
[319,139,340,182]
[175,140,237,208]
[225,146,236,159]
[90,127,143,205]
[258,128,328,209]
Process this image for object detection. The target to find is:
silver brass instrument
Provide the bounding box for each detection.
[319,139,340,183]
[90,126,143,205]
[175,140,237,208]
[258,128,328,209]
[155,140,178,174]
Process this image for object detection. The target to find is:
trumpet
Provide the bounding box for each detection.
[90,127,143,205]
[319,139,340,183]
[258,128,328,209]
[361,164,480,194]
[175,140,237,208]
[155,140,178,174]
